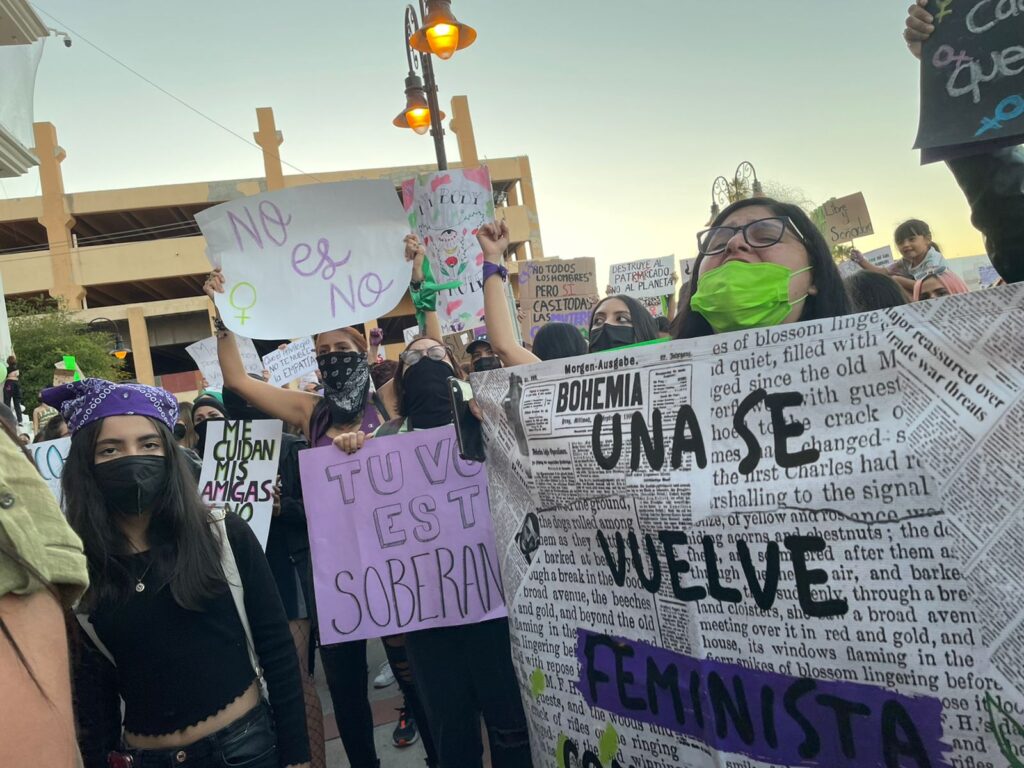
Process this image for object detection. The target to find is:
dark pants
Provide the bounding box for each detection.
[115,701,278,767]
[405,618,532,768]
[320,637,438,768]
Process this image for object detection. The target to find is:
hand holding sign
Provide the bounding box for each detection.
[197,180,412,339]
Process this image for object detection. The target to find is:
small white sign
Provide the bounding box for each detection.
[186,336,264,390]
[197,419,283,550]
[262,337,317,387]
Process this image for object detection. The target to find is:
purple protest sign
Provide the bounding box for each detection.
[576,630,949,768]
[300,425,507,644]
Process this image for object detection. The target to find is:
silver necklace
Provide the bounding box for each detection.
[134,559,155,592]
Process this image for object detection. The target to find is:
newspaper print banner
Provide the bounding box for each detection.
[186,335,264,391]
[197,181,412,339]
[262,337,317,387]
[198,419,283,549]
[300,425,507,644]
[402,167,493,335]
[609,256,674,300]
[473,285,1024,768]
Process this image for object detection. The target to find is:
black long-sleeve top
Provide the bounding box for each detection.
[73,513,310,767]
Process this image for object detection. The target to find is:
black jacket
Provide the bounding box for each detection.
[948,145,1024,283]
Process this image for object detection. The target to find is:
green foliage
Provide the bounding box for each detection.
[831,244,855,266]
[7,298,129,412]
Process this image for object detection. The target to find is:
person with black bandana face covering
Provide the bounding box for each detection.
[204,238,438,768]
[336,335,533,768]
[41,379,310,768]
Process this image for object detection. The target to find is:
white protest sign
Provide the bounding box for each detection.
[197,181,412,339]
[30,437,71,503]
[862,245,894,268]
[403,325,420,344]
[679,256,698,282]
[197,419,282,549]
[402,167,494,335]
[609,255,674,299]
[186,336,263,390]
[262,337,317,387]
[472,285,1024,768]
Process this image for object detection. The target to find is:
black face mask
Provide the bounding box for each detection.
[472,356,502,373]
[402,358,455,430]
[318,351,370,426]
[93,456,169,516]
[589,324,636,353]
[194,417,224,458]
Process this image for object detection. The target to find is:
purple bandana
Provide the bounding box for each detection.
[41,379,179,435]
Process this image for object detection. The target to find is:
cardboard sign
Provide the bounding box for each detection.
[472,285,1024,767]
[186,336,264,391]
[197,419,282,549]
[402,167,494,335]
[30,437,71,503]
[518,258,600,342]
[197,181,412,339]
[812,192,874,245]
[262,337,317,387]
[608,256,675,300]
[52,358,84,387]
[915,2,1024,161]
[300,425,507,644]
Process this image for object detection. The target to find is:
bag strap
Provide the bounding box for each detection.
[76,613,116,667]
[76,511,269,700]
[209,508,268,698]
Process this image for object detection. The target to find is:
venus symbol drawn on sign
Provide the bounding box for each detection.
[230,282,257,325]
[975,94,1024,136]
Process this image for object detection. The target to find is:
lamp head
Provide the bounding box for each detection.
[409,0,476,60]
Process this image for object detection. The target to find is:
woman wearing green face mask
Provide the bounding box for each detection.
[673,198,850,338]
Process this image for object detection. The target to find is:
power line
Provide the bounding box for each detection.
[30,4,325,183]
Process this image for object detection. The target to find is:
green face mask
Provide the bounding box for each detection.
[690,260,812,334]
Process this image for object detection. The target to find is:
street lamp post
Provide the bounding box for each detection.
[708,162,764,223]
[87,317,131,360]
[393,1,476,171]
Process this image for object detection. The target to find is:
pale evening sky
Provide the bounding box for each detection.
[3,1,987,284]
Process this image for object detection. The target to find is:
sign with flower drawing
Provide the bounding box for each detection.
[403,167,494,335]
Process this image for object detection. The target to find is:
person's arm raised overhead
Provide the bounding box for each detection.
[479,221,539,367]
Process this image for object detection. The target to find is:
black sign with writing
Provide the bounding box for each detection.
[914,0,1024,163]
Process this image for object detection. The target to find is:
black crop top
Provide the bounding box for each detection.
[73,513,309,767]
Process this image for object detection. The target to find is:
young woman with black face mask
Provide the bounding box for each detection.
[204,237,437,768]
[336,334,533,768]
[42,379,309,768]
[587,294,661,353]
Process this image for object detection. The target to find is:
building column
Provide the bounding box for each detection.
[254,107,285,192]
[517,156,544,260]
[33,122,84,309]
[449,95,479,167]
[127,305,155,385]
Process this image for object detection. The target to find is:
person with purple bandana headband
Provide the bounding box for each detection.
[43,379,310,768]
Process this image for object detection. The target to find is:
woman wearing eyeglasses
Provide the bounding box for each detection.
[333,332,533,768]
[203,236,438,768]
[673,199,850,339]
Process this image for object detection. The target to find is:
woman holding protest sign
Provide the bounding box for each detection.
[335,333,532,768]
[673,198,851,339]
[42,379,309,768]
[205,237,437,767]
